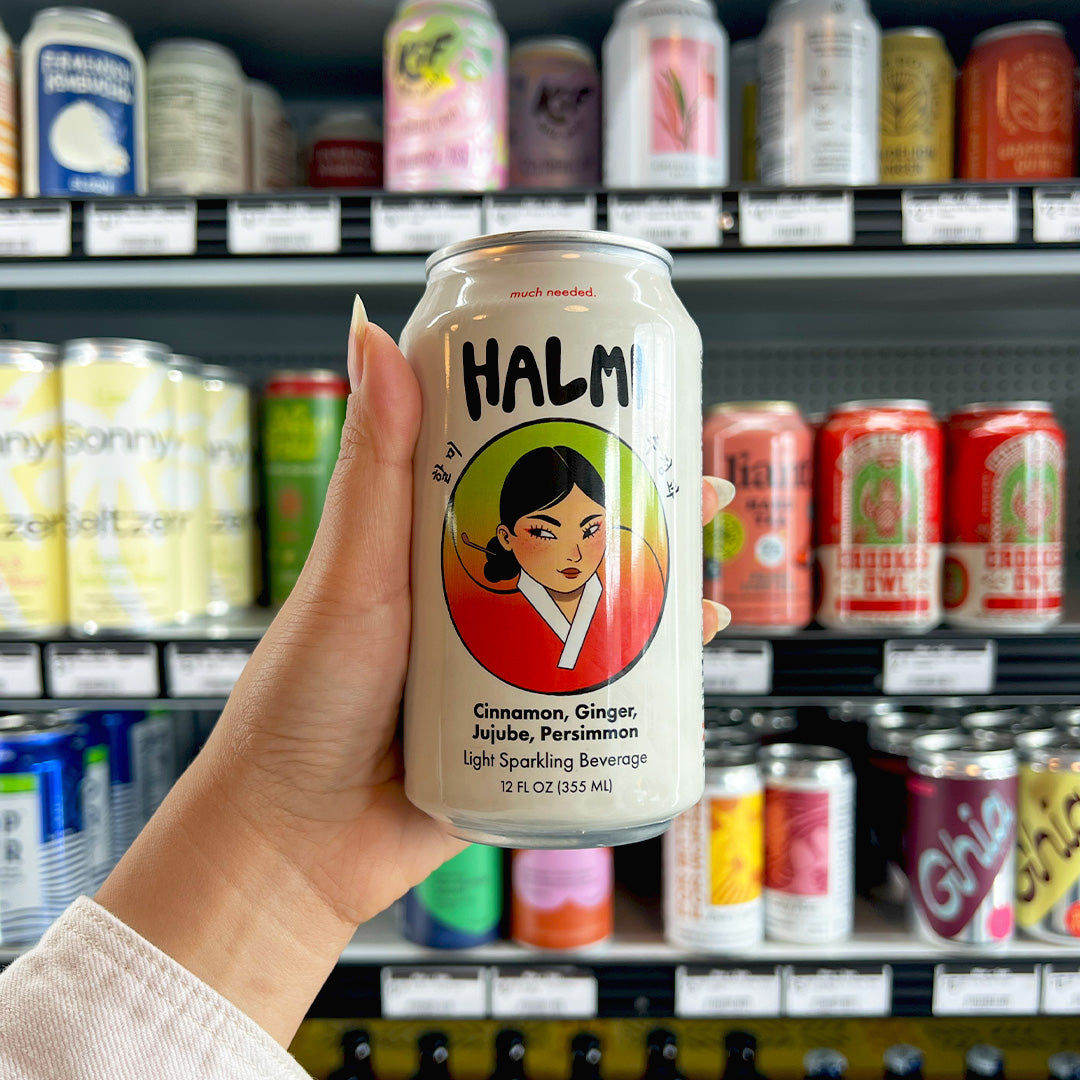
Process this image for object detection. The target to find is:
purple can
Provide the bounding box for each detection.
[509,37,600,188]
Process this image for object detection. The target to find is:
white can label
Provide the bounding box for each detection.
[0,775,44,940]
[81,749,112,883]
[130,713,176,828]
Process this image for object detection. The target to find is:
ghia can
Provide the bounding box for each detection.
[944,402,1065,630]
[815,400,943,631]
[907,731,1017,945]
[401,230,703,847]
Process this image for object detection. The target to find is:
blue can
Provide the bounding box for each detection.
[0,719,89,945]
[53,711,113,890]
[402,844,503,948]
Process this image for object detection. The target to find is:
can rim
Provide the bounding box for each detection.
[833,399,933,413]
[617,0,718,20]
[0,341,58,368]
[395,0,495,16]
[883,27,945,41]
[148,38,242,69]
[510,37,596,64]
[267,368,349,385]
[32,7,130,32]
[972,21,1065,48]
[908,730,1017,768]
[62,339,171,364]
[168,354,204,372]
[201,364,250,383]
[960,708,1024,728]
[1015,728,1080,762]
[952,400,1054,415]
[706,400,800,415]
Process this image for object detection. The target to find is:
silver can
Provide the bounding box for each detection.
[757,0,881,185]
[962,708,1055,741]
[401,230,704,847]
[603,0,729,188]
[664,731,763,950]
[908,732,1017,946]
[761,743,854,943]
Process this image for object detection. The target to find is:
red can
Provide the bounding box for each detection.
[960,22,1077,180]
[307,109,383,189]
[944,401,1065,629]
[703,402,812,630]
[815,400,943,630]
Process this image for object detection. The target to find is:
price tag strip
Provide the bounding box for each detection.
[85,200,197,256]
[882,640,995,696]
[483,195,597,233]
[902,189,1019,245]
[371,198,484,253]
[703,641,773,695]
[738,192,854,248]
[1033,189,1080,243]
[45,642,159,698]
[381,966,488,1019]
[489,967,598,1018]
[1041,965,1080,1015]
[932,964,1040,1016]
[782,965,892,1017]
[227,198,341,255]
[165,643,254,697]
[675,966,783,1018]
[607,195,721,249]
[0,202,72,257]
[0,643,43,697]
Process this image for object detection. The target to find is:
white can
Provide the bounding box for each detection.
[21,7,147,197]
[761,743,854,943]
[168,356,208,622]
[603,0,729,188]
[147,39,245,195]
[0,18,17,195]
[757,0,881,186]
[728,39,757,182]
[401,230,703,847]
[247,79,296,191]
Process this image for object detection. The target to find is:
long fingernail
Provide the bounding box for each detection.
[347,293,368,392]
[704,476,736,508]
[704,599,732,633]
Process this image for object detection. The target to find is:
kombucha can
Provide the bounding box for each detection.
[168,356,208,622]
[944,402,1065,630]
[401,230,703,847]
[703,401,811,631]
[815,400,942,631]
[512,847,614,949]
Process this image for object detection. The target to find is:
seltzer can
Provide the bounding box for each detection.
[907,731,1017,946]
[815,400,943,631]
[401,230,703,847]
[944,402,1065,630]
[168,356,208,622]
[761,743,854,943]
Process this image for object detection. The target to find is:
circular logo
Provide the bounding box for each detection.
[716,511,745,564]
[755,532,785,568]
[943,555,968,609]
[1065,902,1080,938]
[442,420,669,695]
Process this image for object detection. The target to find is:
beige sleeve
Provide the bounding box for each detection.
[0,896,313,1080]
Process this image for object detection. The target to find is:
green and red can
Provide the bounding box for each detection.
[262,369,349,604]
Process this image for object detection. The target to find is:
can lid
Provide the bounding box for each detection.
[972,22,1065,48]
[908,731,1017,774]
[961,709,1050,737]
[267,368,349,386]
[310,108,382,142]
[0,719,76,740]
[149,38,242,71]
[804,1049,848,1079]
[1015,728,1080,764]
[1049,1053,1080,1080]
[868,712,956,755]
[396,0,496,17]
[616,0,718,22]
[706,400,800,414]
[168,354,204,373]
[1054,706,1080,728]
[704,729,761,767]
[833,399,933,414]
[0,341,58,369]
[951,401,1054,416]
[759,743,850,779]
[510,37,596,65]
[62,339,171,365]
[201,364,249,384]
[32,7,131,32]
[883,27,945,41]
[0,713,39,731]
[965,1046,1003,1078]
[883,1045,924,1077]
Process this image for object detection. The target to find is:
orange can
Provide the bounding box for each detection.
[511,848,613,949]
[960,21,1077,180]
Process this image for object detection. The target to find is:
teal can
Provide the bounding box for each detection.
[402,844,502,947]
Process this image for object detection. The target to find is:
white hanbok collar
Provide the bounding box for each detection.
[517,570,603,670]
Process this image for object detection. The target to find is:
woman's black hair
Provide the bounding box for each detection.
[483,445,606,582]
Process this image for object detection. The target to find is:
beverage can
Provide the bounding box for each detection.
[306,108,383,189]
[402,843,502,947]
[61,338,177,634]
[511,847,613,949]
[509,37,600,189]
[758,0,881,185]
[263,369,349,605]
[879,28,954,183]
[960,22,1077,180]
[663,731,763,950]
[0,342,65,633]
[168,356,208,622]
[703,401,811,631]
[0,18,17,195]
[815,400,943,631]
[907,731,1017,945]
[384,0,508,191]
[962,708,1054,739]
[944,402,1065,630]
[603,0,729,189]
[401,230,703,847]
[729,39,757,182]
[246,80,296,191]
[203,365,255,615]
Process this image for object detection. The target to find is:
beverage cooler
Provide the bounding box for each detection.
[0,0,1079,1077]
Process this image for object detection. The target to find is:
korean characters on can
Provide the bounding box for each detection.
[401,230,704,847]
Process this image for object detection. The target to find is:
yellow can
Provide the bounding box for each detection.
[168,356,208,622]
[880,28,955,183]
[0,341,64,630]
[203,365,254,615]
[61,339,177,634]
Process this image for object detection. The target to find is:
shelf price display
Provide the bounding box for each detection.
[45,643,159,698]
[0,202,71,257]
[738,192,854,248]
[227,198,341,255]
[380,966,487,1019]
[932,964,1040,1016]
[164,643,253,697]
[702,642,772,695]
[675,966,782,1018]
[782,965,892,1017]
[606,195,721,249]
[1034,190,1080,243]
[483,195,597,233]
[85,201,197,256]
[1042,965,1080,1015]
[901,189,1018,245]
[489,967,598,1018]
[882,640,995,695]
[0,643,42,697]
[371,198,483,253]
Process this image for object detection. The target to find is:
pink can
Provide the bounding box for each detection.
[384,0,508,191]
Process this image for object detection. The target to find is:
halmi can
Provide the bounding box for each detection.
[168,356,208,622]
[512,847,614,949]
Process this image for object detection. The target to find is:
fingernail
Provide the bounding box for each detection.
[704,475,736,508]
[347,293,368,392]
[704,599,732,632]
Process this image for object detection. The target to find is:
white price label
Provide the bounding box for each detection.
[703,642,772,695]
[902,189,1018,245]
[227,198,341,254]
[0,644,42,697]
[85,201,197,256]
[490,968,598,1018]
[739,192,853,247]
[165,643,253,697]
[607,195,721,248]
[1042,966,1080,1014]
[883,640,995,695]
[1033,190,1080,243]
[45,643,159,698]
[675,967,782,1018]
[0,203,71,256]
[933,965,1040,1016]
[783,967,892,1017]
[484,195,597,233]
[381,967,487,1019]
[371,198,483,253]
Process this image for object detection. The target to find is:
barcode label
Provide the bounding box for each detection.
[0,203,71,257]
[0,644,42,697]
[227,198,341,254]
[381,967,488,1018]
[607,195,721,248]
[703,642,772,695]
[902,189,1018,245]
[86,201,197,256]
[371,198,483,253]
[45,643,159,698]
[783,966,892,1017]
[675,966,782,1018]
[883,640,995,695]
[933,965,1040,1016]
[489,968,597,1018]
[165,643,252,697]
[1033,190,1080,243]
[484,195,596,233]
[739,192,853,247]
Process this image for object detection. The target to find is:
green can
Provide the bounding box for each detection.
[263,369,349,604]
[402,844,503,947]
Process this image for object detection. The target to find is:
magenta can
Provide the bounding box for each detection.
[384,0,508,191]
[509,37,600,188]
